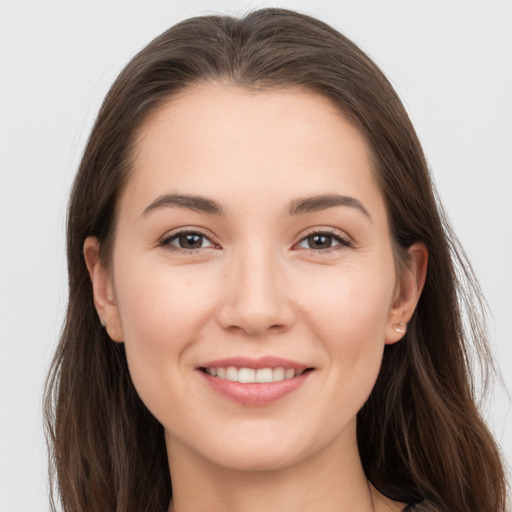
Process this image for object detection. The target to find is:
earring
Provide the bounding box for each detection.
[394,322,406,334]
[100,318,106,327]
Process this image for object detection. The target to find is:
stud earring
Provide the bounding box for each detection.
[394,322,406,334]
[100,318,106,327]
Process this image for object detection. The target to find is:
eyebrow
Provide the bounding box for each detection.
[140,192,370,220]
[286,194,371,220]
[140,194,225,218]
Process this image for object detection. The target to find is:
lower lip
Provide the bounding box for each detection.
[199,370,313,406]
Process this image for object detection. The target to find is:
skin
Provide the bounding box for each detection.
[84,84,427,512]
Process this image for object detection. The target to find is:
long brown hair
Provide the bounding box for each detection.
[44,8,508,512]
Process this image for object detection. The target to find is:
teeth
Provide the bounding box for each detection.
[226,366,238,381]
[205,366,306,383]
[284,368,295,379]
[256,368,273,383]
[272,367,285,381]
[238,368,256,383]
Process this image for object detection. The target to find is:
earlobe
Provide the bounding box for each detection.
[83,236,124,342]
[385,242,428,345]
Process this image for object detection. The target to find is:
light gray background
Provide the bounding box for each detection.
[1,1,510,510]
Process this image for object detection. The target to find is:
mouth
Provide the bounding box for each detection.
[196,357,315,406]
[199,366,313,383]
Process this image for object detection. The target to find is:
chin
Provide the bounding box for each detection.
[208,443,308,473]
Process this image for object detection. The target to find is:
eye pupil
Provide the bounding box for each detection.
[309,234,332,249]
[179,233,203,248]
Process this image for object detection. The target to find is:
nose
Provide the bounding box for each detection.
[217,246,295,336]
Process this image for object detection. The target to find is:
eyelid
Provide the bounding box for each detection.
[293,227,353,252]
[158,227,220,251]
[156,226,352,253]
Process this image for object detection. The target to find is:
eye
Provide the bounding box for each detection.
[160,230,217,251]
[295,230,351,251]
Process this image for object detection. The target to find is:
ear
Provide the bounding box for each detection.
[83,236,124,342]
[385,242,428,344]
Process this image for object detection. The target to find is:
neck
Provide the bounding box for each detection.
[165,422,392,512]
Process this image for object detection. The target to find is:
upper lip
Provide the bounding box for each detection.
[196,356,313,371]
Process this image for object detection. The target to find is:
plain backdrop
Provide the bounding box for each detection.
[1,1,511,510]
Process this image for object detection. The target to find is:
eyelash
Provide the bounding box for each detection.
[158,228,219,254]
[158,228,353,254]
[294,228,352,253]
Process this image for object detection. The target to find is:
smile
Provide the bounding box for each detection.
[197,357,315,406]
[202,367,308,383]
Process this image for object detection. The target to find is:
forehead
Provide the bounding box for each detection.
[121,83,384,220]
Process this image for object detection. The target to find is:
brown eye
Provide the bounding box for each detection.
[163,231,216,250]
[178,233,203,249]
[296,231,351,251]
[307,234,334,249]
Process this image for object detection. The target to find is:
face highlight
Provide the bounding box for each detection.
[85,84,420,474]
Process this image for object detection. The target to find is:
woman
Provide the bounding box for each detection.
[44,8,508,512]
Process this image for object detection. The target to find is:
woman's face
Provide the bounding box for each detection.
[87,84,421,472]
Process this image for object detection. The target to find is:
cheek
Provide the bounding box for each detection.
[316,290,389,372]
[301,257,394,341]
[298,260,394,393]
[112,256,218,412]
